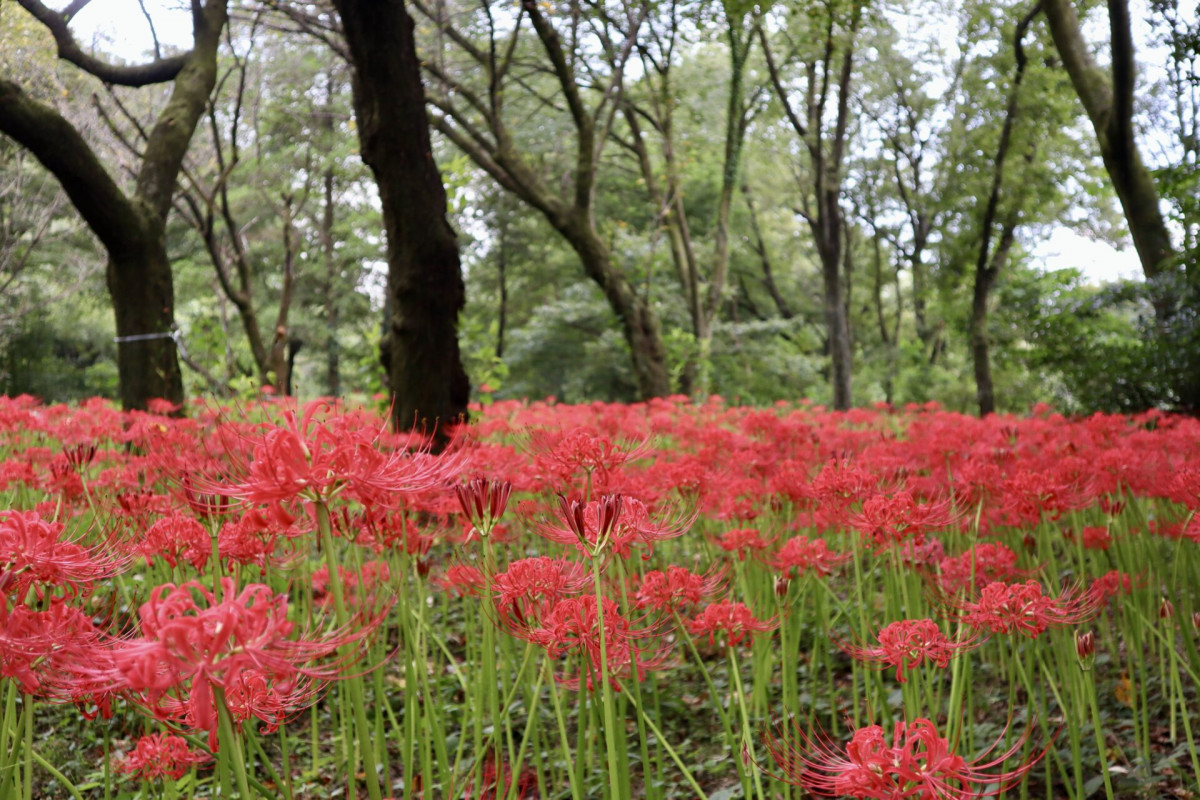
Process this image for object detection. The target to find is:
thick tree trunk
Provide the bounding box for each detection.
[107,231,184,409]
[334,0,469,446]
[0,0,228,412]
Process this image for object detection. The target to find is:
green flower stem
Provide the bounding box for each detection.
[727,647,767,800]
[589,555,625,800]
[1082,671,1115,800]
[545,659,583,800]
[315,501,382,800]
[214,689,254,800]
[617,680,710,800]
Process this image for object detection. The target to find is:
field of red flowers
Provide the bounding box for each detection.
[0,394,1197,799]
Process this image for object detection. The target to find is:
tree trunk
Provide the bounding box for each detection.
[107,230,184,409]
[972,1,1038,417]
[1043,0,1175,301]
[559,213,671,398]
[0,0,228,412]
[333,0,469,447]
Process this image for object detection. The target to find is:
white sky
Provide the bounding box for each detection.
[71,0,1153,286]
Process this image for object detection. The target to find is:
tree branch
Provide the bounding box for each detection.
[17,0,191,87]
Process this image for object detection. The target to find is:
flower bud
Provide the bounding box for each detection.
[774,576,791,598]
[1075,630,1095,671]
[1160,598,1175,620]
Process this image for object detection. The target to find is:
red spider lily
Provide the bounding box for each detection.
[540,495,624,557]
[459,752,540,800]
[716,528,775,560]
[1077,525,1112,550]
[687,600,778,648]
[0,510,127,598]
[455,477,512,539]
[312,561,391,611]
[437,564,487,597]
[763,716,1043,799]
[849,491,957,553]
[138,514,211,572]
[953,580,1102,638]
[490,557,590,634]
[539,495,692,559]
[530,427,651,491]
[92,577,378,749]
[935,543,1026,595]
[526,593,667,690]
[837,619,979,683]
[774,536,849,578]
[0,594,109,697]
[62,443,98,470]
[1088,570,1135,602]
[214,401,461,508]
[115,733,212,781]
[635,565,726,613]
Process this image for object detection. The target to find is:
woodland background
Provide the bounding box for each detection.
[1,0,1197,417]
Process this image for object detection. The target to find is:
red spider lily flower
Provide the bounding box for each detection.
[215,401,461,508]
[459,752,540,800]
[954,580,1101,638]
[94,577,378,749]
[1065,525,1112,551]
[312,561,391,611]
[687,601,778,648]
[115,733,212,781]
[490,557,590,634]
[838,619,979,683]
[1075,630,1096,670]
[716,528,775,560]
[62,443,98,471]
[763,716,1042,798]
[635,565,726,613]
[0,510,127,598]
[1088,570,1134,602]
[138,514,211,572]
[613,497,695,559]
[530,427,651,491]
[0,593,117,712]
[455,477,512,540]
[527,593,667,690]
[849,491,957,553]
[774,536,850,578]
[437,564,488,597]
[540,495,624,557]
[935,543,1025,595]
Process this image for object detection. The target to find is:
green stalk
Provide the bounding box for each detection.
[589,555,625,800]
[315,501,382,800]
[1083,673,1115,800]
[727,647,767,800]
[618,681,710,800]
[214,689,254,800]
[546,659,583,800]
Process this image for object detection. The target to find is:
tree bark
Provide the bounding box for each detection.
[971,1,1039,417]
[416,0,671,400]
[333,0,470,447]
[1042,0,1175,300]
[0,0,229,411]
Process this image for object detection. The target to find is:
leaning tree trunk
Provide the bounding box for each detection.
[0,0,229,412]
[560,212,672,399]
[1042,0,1175,306]
[333,0,470,447]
